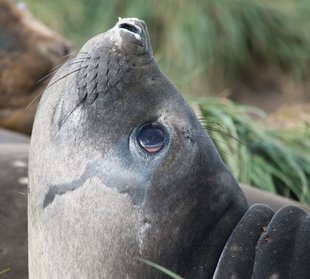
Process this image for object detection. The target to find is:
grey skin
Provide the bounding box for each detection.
[0,137,305,279]
[29,18,310,279]
[28,18,247,279]
[0,146,306,279]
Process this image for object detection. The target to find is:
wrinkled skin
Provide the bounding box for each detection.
[28,18,310,279]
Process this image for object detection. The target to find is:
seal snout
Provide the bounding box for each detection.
[116,19,143,42]
[118,22,141,36]
[115,18,152,55]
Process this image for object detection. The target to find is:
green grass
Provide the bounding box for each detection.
[24,0,310,83]
[138,258,184,279]
[195,97,310,204]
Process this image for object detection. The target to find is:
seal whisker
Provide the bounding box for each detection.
[36,67,63,85]
[204,126,244,145]
[71,55,91,60]
[57,93,88,132]
[36,56,90,85]
[66,59,89,66]
[24,65,88,110]
[210,137,240,157]
[65,56,101,69]
[211,137,235,147]
[56,50,78,61]
[47,66,88,89]
[199,118,226,131]
[66,52,90,60]
[24,89,45,111]
[199,118,244,144]
[66,56,91,64]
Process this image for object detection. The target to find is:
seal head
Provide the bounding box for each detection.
[29,18,247,279]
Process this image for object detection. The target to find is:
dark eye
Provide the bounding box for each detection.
[137,123,166,153]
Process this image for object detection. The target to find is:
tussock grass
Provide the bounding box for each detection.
[138,258,184,279]
[25,0,310,81]
[195,97,310,204]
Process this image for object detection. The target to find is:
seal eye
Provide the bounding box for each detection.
[137,123,165,153]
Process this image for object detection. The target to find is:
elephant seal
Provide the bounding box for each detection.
[0,0,72,134]
[29,18,310,278]
[28,17,247,279]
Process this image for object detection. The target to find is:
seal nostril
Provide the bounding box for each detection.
[119,23,139,35]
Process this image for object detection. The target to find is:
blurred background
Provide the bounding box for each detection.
[24,0,310,110]
[3,0,310,203]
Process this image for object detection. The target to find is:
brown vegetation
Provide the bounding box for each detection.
[0,0,72,134]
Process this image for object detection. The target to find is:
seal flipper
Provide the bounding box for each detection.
[214,205,310,279]
[213,204,274,279]
[252,205,310,279]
